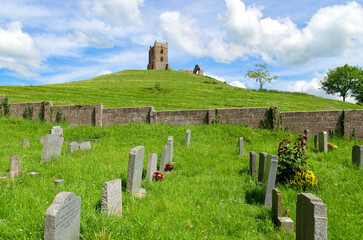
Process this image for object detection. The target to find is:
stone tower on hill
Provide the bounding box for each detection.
[147,41,172,70]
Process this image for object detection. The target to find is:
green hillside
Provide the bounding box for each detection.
[1,70,362,111]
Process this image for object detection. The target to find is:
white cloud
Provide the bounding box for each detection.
[205,73,226,82]
[68,31,114,48]
[229,80,246,88]
[96,69,112,76]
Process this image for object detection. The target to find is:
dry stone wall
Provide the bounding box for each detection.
[102,106,152,126]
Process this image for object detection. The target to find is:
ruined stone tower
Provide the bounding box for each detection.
[147,41,172,70]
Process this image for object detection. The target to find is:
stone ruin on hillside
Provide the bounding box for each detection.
[147,41,172,70]
[179,64,204,76]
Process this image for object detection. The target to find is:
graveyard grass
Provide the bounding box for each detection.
[1,70,363,112]
[0,117,362,239]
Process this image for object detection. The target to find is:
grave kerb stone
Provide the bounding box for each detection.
[146,153,158,181]
[249,151,257,177]
[352,145,363,167]
[318,131,328,152]
[258,152,268,182]
[102,179,122,216]
[239,137,244,155]
[261,154,279,206]
[126,146,145,195]
[185,129,191,147]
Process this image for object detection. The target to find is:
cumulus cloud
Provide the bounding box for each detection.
[96,69,112,76]
[68,31,114,48]
[229,81,246,88]
[205,73,226,82]
[0,21,42,76]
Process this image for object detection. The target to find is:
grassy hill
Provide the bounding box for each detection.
[1,70,362,111]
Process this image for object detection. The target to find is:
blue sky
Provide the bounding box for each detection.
[0,0,362,102]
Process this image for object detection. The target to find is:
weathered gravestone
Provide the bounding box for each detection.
[296,193,327,240]
[54,180,64,186]
[352,145,363,167]
[304,129,310,144]
[50,126,63,137]
[41,134,64,163]
[39,136,45,144]
[80,141,91,150]
[68,142,80,154]
[261,154,279,206]
[22,139,30,148]
[127,146,146,197]
[249,151,257,177]
[185,129,191,147]
[102,179,122,216]
[239,137,244,155]
[318,131,327,152]
[258,152,268,182]
[314,135,319,149]
[160,144,170,173]
[29,172,39,177]
[5,155,21,179]
[146,153,157,181]
[168,136,174,163]
[44,192,81,240]
[272,188,294,233]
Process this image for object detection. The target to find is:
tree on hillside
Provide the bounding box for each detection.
[351,69,363,103]
[245,63,278,90]
[321,64,362,102]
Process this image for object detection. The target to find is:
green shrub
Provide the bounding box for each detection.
[56,109,63,123]
[289,169,318,190]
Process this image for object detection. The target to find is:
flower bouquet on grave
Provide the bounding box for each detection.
[153,172,164,181]
[328,142,338,151]
[164,163,174,172]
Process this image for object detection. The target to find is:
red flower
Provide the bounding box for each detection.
[164,163,174,171]
[153,172,164,181]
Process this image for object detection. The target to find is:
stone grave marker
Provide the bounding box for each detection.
[80,141,91,150]
[304,129,310,144]
[272,188,294,233]
[39,136,45,144]
[160,144,170,173]
[168,136,174,163]
[239,137,244,155]
[54,180,64,186]
[68,142,80,154]
[126,146,145,196]
[102,179,122,216]
[44,192,81,240]
[352,145,363,167]
[249,151,257,177]
[296,193,327,240]
[318,131,327,152]
[50,126,63,137]
[185,129,191,147]
[258,152,268,182]
[41,134,64,163]
[29,172,39,177]
[261,154,279,206]
[314,135,318,149]
[6,155,21,179]
[22,139,30,148]
[146,153,157,181]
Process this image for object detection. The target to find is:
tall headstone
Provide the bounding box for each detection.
[126,146,145,196]
[296,193,327,240]
[185,129,191,147]
[352,145,363,167]
[68,142,80,154]
[239,137,244,155]
[101,179,122,216]
[160,144,170,173]
[50,126,63,137]
[314,135,318,149]
[167,136,174,163]
[261,154,279,206]
[318,131,327,152]
[249,151,257,177]
[6,155,21,179]
[80,141,91,150]
[41,134,64,163]
[44,192,81,240]
[39,136,45,144]
[146,153,158,181]
[258,152,268,182]
[22,139,30,148]
[304,129,310,144]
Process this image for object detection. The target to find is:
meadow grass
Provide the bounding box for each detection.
[0,117,362,239]
[1,70,362,112]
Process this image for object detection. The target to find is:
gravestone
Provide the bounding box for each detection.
[50,126,63,137]
[160,144,170,173]
[296,193,327,240]
[272,188,294,233]
[249,151,257,177]
[126,146,145,196]
[239,137,244,155]
[258,152,268,182]
[352,145,363,167]
[44,192,81,240]
[146,153,157,181]
[6,155,21,179]
[261,154,279,206]
[54,180,64,186]
[167,136,174,163]
[304,129,310,144]
[318,131,327,152]
[39,136,45,144]
[102,179,122,216]
[80,141,91,150]
[29,172,39,177]
[22,139,30,148]
[185,129,191,147]
[314,135,318,149]
[41,134,64,163]
[68,142,80,154]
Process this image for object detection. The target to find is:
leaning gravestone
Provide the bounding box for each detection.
[261,154,279,206]
[249,151,257,177]
[102,179,122,216]
[296,193,327,240]
[50,126,63,137]
[185,129,191,147]
[146,153,157,181]
[22,139,30,148]
[126,146,145,196]
[352,145,363,167]
[68,142,80,154]
[6,155,21,179]
[41,134,64,163]
[168,136,174,163]
[258,152,268,182]
[79,141,91,150]
[44,192,81,240]
[160,144,170,173]
[239,137,244,155]
[318,131,327,152]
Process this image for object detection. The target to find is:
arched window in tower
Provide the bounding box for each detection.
[161,49,163,54]
[160,57,164,62]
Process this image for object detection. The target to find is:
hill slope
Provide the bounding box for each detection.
[1,70,362,111]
